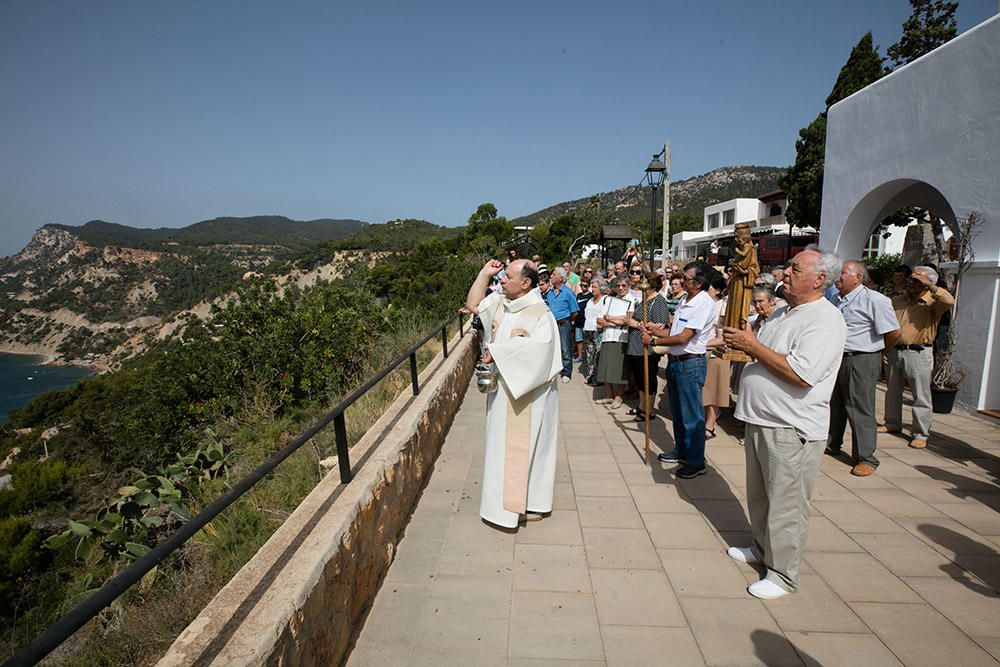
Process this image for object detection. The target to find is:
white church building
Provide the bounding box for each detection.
[820,13,1000,414]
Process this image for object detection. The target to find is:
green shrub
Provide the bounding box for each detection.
[0,518,50,614]
[864,252,903,287]
[0,460,77,518]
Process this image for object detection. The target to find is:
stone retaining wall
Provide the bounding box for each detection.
[159,331,477,666]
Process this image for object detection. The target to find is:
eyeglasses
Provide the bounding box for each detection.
[630,270,643,276]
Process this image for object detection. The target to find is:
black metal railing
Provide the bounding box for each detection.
[5,312,468,667]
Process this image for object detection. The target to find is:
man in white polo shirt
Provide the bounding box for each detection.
[723,247,846,600]
[643,261,717,478]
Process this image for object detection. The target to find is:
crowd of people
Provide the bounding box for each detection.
[467,244,956,600]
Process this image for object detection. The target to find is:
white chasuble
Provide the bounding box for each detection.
[477,288,562,528]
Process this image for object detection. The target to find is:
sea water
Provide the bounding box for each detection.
[0,354,92,423]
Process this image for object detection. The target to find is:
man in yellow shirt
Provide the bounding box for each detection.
[880,266,954,448]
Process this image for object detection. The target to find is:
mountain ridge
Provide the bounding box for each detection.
[511,165,786,226]
[41,215,369,254]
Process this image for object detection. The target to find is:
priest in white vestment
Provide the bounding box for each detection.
[466,259,563,529]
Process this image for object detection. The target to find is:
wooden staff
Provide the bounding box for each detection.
[640,277,651,465]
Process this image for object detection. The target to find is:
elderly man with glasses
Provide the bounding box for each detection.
[723,248,846,600]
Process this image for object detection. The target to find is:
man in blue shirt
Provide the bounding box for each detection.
[545,268,580,382]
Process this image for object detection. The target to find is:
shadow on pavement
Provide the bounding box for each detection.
[914,465,1000,513]
[752,629,818,667]
[918,523,1000,596]
[926,430,1000,479]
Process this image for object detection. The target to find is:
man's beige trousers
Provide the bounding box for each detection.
[745,423,826,592]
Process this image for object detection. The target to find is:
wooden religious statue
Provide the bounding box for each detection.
[722,223,760,362]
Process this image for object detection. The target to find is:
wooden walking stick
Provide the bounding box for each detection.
[640,276,651,465]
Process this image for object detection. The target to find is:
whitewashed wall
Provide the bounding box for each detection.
[820,15,1000,411]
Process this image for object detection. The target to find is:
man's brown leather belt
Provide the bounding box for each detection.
[895,344,928,350]
[843,350,878,357]
[668,353,700,361]
[557,318,572,325]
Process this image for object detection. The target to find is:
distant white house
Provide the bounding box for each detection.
[671,191,813,260]
[671,188,914,263]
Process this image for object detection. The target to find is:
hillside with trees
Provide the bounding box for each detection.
[507,165,786,260]
[512,165,786,228]
[0,215,484,663]
[0,217,371,366]
[46,216,368,253]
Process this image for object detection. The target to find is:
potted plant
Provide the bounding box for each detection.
[931,211,983,413]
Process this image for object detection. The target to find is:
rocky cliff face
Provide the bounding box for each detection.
[6,226,83,266]
[0,225,378,370]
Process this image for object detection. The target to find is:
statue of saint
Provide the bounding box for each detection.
[722,223,760,362]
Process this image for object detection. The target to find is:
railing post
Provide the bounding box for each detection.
[441,324,449,358]
[459,312,464,337]
[410,352,420,395]
[334,413,351,484]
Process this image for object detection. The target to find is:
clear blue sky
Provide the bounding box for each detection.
[1,0,995,257]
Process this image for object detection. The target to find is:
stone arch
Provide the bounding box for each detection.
[831,178,958,259]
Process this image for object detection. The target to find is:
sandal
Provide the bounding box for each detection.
[593,398,610,405]
[635,411,656,422]
[626,407,641,416]
[705,428,717,440]
[610,397,624,409]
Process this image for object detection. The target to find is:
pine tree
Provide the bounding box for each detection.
[886,0,959,69]
[782,34,887,229]
[826,33,889,107]
[782,115,828,232]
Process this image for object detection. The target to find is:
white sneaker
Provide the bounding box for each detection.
[727,546,762,565]
[747,579,790,600]
[561,376,570,383]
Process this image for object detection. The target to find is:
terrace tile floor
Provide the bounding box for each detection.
[347,373,1000,666]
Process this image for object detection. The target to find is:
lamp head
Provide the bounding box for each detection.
[645,154,666,188]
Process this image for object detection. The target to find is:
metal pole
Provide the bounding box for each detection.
[334,413,351,484]
[661,141,671,270]
[650,183,657,270]
[410,353,420,395]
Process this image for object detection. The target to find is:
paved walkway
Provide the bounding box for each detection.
[348,372,1000,666]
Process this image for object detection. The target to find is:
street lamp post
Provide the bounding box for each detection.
[639,151,666,465]
[645,153,666,270]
